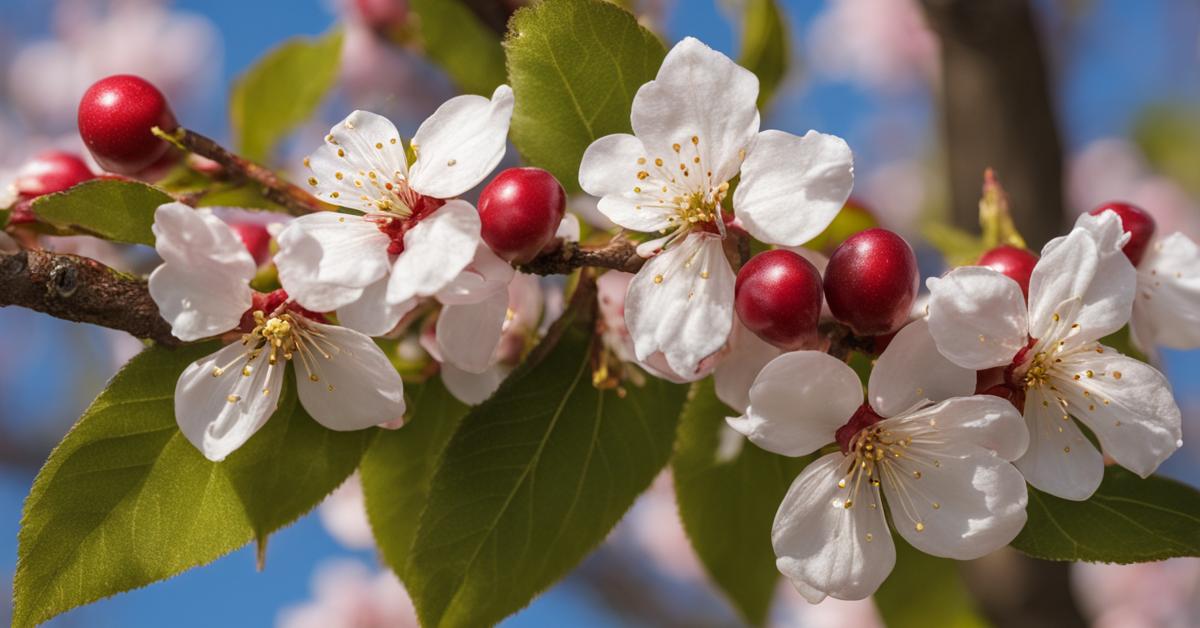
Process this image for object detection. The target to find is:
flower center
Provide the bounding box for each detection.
[632,135,735,238]
[834,419,916,510]
[835,403,884,454]
[370,194,446,255]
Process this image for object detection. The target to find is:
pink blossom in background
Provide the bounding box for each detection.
[276,559,416,628]
[6,0,220,134]
[807,0,938,93]
[318,474,376,550]
[1072,559,1200,628]
[614,472,706,583]
[773,585,884,628]
[1068,138,1200,239]
[859,158,929,236]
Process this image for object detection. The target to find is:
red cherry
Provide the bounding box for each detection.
[823,228,918,336]
[734,250,824,350]
[230,223,272,266]
[977,245,1038,299]
[78,75,178,174]
[478,167,566,264]
[13,151,95,198]
[1089,202,1156,266]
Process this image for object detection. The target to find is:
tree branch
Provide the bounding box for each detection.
[518,235,646,275]
[0,248,180,347]
[170,128,328,217]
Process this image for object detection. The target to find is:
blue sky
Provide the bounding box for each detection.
[2,1,1199,626]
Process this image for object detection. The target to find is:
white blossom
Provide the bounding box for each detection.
[149,203,404,461]
[579,37,853,377]
[926,212,1182,500]
[729,320,1028,602]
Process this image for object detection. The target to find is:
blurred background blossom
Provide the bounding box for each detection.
[0,0,1198,626]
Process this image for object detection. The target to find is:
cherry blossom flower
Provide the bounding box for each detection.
[277,559,416,628]
[729,319,1029,602]
[1071,558,1200,628]
[579,37,853,378]
[926,212,1183,500]
[1077,211,1200,356]
[807,0,938,93]
[275,85,514,337]
[149,203,404,461]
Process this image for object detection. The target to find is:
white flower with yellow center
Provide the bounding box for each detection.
[926,212,1183,500]
[275,85,514,337]
[728,320,1029,602]
[579,37,854,378]
[149,203,405,461]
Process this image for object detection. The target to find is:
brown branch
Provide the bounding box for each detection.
[0,248,180,347]
[172,128,328,217]
[519,235,645,276]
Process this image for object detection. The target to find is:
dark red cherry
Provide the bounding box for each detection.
[978,245,1038,299]
[230,223,272,266]
[13,150,95,198]
[1089,201,1155,266]
[478,167,567,264]
[823,228,918,337]
[735,250,824,350]
[78,75,178,174]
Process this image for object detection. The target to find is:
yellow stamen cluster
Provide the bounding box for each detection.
[836,424,941,537]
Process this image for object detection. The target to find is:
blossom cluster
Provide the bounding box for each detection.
[58,36,1194,604]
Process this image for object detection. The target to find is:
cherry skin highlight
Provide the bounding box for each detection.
[77,75,178,174]
[734,250,823,350]
[478,167,567,264]
[823,228,918,337]
[978,245,1038,299]
[1089,201,1155,266]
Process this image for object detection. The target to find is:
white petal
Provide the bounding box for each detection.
[1131,233,1200,350]
[442,363,509,405]
[631,37,760,187]
[734,130,854,246]
[387,200,481,304]
[893,396,1030,462]
[727,351,863,457]
[555,213,581,242]
[152,203,257,278]
[148,264,251,341]
[436,289,509,373]
[435,242,514,305]
[336,276,417,337]
[625,233,735,376]
[926,267,1029,370]
[774,453,895,602]
[306,110,410,212]
[713,320,783,414]
[408,84,514,199]
[1029,223,1135,346]
[275,212,391,312]
[1055,350,1181,478]
[1015,389,1105,501]
[578,133,677,233]
[296,322,405,430]
[507,273,544,332]
[881,435,1028,561]
[868,318,975,417]
[175,342,286,462]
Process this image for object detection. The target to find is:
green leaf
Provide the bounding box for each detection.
[409,0,506,95]
[875,536,988,628]
[672,378,811,626]
[13,344,373,628]
[505,0,666,192]
[739,0,790,111]
[230,30,344,163]
[1012,466,1200,563]
[30,179,173,246]
[362,377,470,583]
[405,280,687,627]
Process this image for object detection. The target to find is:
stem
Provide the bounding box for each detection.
[518,235,645,275]
[0,248,181,347]
[164,127,328,217]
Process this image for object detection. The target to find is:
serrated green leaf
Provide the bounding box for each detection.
[30,179,172,245]
[13,344,373,628]
[1012,466,1200,563]
[405,281,687,627]
[875,537,988,628]
[505,0,666,192]
[409,0,506,95]
[673,378,812,626]
[362,377,469,583]
[739,0,790,111]
[231,30,343,163]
